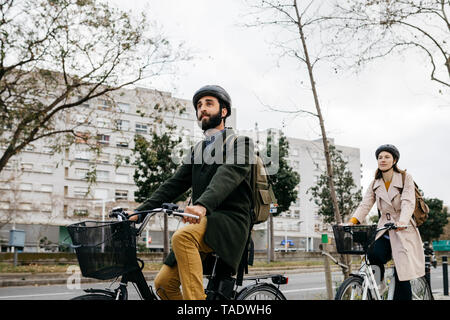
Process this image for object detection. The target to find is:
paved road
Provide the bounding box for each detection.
[0,267,445,300]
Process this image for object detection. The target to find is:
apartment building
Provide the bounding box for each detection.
[239,129,361,252]
[0,85,236,252]
[0,84,360,253]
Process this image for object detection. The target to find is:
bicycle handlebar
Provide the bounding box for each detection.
[377,223,409,232]
[109,203,199,237]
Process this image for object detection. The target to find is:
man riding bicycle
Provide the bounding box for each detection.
[130,85,254,300]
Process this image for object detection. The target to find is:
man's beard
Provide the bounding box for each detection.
[198,110,223,131]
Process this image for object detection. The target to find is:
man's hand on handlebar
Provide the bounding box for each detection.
[128,211,139,222]
[184,205,206,224]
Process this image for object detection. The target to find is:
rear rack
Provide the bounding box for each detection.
[243,274,288,285]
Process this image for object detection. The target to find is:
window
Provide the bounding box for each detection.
[116,138,129,148]
[115,190,128,201]
[74,150,91,161]
[75,131,90,144]
[75,168,89,179]
[74,187,89,198]
[116,119,130,131]
[135,123,148,134]
[42,146,54,154]
[98,99,112,111]
[41,203,52,212]
[0,182,9,189]
[21,163,33,171]
[74,208,89,216]
[98,153,109,163]
[97,118,110,128]
[97,134,110,145]
[18,203,32,210]
[41,184,53,193]
[115,173,128,183]
[117,103,130,113]
[19,183,32,191]
[0,202,9,209]
[75,114,87,124]
[97,170,110,181]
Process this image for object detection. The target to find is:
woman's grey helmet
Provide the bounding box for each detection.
[375,144,400,161]
[192,85,232,117]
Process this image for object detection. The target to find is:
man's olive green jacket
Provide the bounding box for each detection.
[136,128,253,274]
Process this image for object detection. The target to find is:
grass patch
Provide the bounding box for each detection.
[0,261,164,274]
[0,262,72,274]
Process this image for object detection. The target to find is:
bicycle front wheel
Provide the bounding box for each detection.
[335,276,372,300]
[411,276,433,300]
[236,283,286,300]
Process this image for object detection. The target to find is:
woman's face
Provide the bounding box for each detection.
[377,151,395,171]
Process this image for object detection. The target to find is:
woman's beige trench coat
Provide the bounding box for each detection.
[351,170,425,281]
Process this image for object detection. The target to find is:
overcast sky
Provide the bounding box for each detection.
[110,0,450,207]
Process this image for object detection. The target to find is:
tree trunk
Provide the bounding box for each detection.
[293,0,349,278]
[270,213,275,262]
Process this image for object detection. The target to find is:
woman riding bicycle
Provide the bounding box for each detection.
[347,144,425,300]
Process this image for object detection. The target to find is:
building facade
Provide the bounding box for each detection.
[0,85,360,254]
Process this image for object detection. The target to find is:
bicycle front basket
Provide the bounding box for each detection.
[332,224,377,255]
[67,220,138,280]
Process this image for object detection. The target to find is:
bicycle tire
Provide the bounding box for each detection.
[410,276,433,300]
[335,276,372,300]
[235,283,286,300]
[71,294,115,300]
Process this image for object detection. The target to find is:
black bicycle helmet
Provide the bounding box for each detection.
[192,85,232,117]
[375,144,400,161]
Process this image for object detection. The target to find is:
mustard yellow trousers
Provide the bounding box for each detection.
[154,217,213,300]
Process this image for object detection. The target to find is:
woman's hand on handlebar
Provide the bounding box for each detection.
[184,205,206,224]
[394,222,408,232]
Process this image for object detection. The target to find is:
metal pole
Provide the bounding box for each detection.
[13,247,18,267]
[425,254,431,286]
[443,256,448,296]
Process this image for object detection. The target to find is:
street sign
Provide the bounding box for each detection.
[9,229,25,247]
[270,203,278,214]
[321,234,329,244]
[433,240,450,251]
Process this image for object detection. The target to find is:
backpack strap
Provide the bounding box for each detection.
[399,170,406,193]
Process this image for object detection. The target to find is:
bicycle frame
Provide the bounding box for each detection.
[74,205,288,300]
[336,223,404,300]
[353,258,392,300]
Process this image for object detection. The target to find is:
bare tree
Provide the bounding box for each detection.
[329,0,449,87]
[244,1,352,285]
[0,0,189,173]
[245,0,343,224]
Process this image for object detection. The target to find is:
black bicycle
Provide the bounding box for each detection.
[67,203,287,300]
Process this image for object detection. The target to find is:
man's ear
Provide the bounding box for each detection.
[221,106,228,119]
